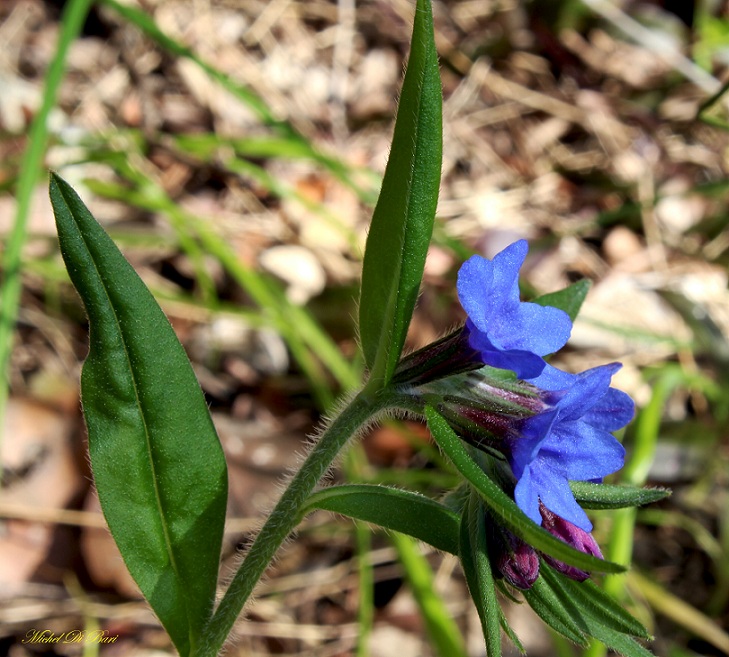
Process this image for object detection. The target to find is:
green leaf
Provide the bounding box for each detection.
[424,405,624,575]
[50,173,227,657]
[301,484,460,556]
[540,569,655,657]
[359,0,442,386]
[533,279,592,322]
[588,627,656,657]
[541,568,651,639]
[459,492,503,657]
[570,481,670,510]
[522,575,589,646]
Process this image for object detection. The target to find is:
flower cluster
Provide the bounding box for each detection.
[399,240,634,586]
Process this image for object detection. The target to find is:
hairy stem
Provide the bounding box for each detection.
[195,386,393,657]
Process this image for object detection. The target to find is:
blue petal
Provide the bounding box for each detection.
[490,240,529,301]
[543,421,625,481]
[496,302,572,356]
[536,468,593,532]
[457,256,498,332]
[457,241,573,378]
[582,387,635,431]
[556,364,621,422]
[515,460,594,531]
[512,410,559,474]
[514,466,543,526]
[526,363,576,392]
[467,326,548,378]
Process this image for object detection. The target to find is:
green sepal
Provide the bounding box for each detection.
[570,481,670,510]
[533,279,592,322]
[459,492,503,657]
[540,568,654,656]
[541,567,652,640]
[522,575,590,646]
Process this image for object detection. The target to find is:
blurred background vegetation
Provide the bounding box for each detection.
[1,0,728,655]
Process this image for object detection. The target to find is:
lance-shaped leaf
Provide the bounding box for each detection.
[50,173,227,657]
[570,481,670,510]
[522,576,589,646]
[424,405,624,575]
[301,484,460,556]
[539,567,654,656]
[359,0,442,387]
[459,492,504,657]
[541,567,651,640]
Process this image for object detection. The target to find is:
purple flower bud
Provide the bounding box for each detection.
[393,327,483,387]
[539,504,603,582]
[496,528,540,590]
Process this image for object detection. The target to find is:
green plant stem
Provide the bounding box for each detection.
[195,386,394,657]
[0,0,92,436]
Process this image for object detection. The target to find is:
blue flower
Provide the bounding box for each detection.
[457,240,573,380]
[509,363,634,531]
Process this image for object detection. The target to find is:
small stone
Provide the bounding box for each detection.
[259,244,326,304]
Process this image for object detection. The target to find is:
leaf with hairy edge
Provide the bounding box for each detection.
[359,0,442,386]
[570,481,670,510]
[50,173,227,657]
[459,492,503,657]
[522,576,589,646]
[541,567,651,640]
[540,568,655,656]
[424,405,624,575]
[301,484,460,556]
[533,279,591,323]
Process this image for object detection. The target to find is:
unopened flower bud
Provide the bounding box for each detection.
[493,525,540,590]
[392,327,482,387]
[539,504,603,582]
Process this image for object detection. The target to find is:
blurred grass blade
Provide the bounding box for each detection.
[354,523,374,657]
[459,492,503,656]
[629,571,729,655]
[390,532,468,657]
[425,405,623,574]
[50,174,227,656]
[570,482,670,510]
[0,0,92,435]
[83,171,357,406]
[359,0,442,386]
[301,484,460,555]
[98,0,364,195]
[99,0,280,128]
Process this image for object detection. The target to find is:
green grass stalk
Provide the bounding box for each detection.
[0,0,93,437]
[391,531,468,657]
